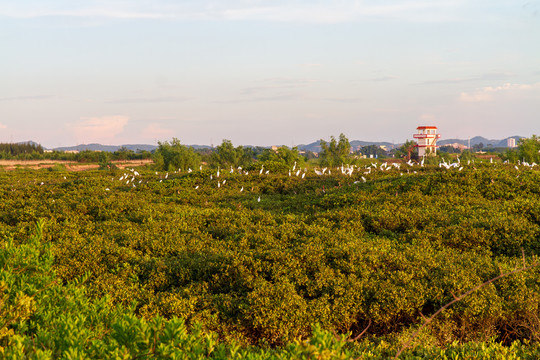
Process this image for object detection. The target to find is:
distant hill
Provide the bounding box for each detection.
[297,140,396,153]
[50,143,214,152]
[52,144,158,152]
[16,140,42,147]
[438,136,522,148]
[39,135,524,153]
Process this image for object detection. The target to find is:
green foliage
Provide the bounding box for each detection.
[459,150,475,162]
[358,145,388,160]
[211,140,253,169]
[154,138,201,172]
[0,142,44,158]
[319,134,352,166]
[517,135,540,163]
[394,140,417,160]
[258,146,304,171]
[1,163,540,357]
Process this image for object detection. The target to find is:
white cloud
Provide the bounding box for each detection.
[460,82,540,102]
[459,92,493,102]
[70,115,128,144]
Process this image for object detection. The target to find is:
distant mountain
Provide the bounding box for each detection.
[16,140,42,147]
[297,140,396,153]
[438,136,522,148]
[50,143,214,152]
[41,135,524,153]
[52,144,158,152]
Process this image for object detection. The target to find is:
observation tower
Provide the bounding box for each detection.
[413,126,441,157]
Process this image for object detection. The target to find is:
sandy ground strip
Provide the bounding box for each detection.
[0,159,154,171]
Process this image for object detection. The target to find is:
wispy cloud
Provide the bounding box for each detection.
[0,5,173,20]
[250,94,300,102]
[106,96,190,104]
[421,72,515,85]
[143,123,174,139]
[369,76,397,82]
[459,82,540,102]
[298,63,323,68]
[323,97,363,103]
[0,1,472,24]
[0,95,52,102]
[215,1,467,23]
[69,115,129,143]
[241,78,318,95]
[217,93,300,103]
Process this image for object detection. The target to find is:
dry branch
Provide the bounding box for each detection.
[394,257,540,359]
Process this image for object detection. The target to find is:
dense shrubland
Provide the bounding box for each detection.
[1,156,540,357]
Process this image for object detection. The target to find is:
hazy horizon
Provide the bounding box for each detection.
[11,134,524,151]
[1,1,539,148]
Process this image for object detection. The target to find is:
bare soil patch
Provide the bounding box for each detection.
[0,159,153,171]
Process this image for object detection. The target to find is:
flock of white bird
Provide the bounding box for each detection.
[104,157,538,201]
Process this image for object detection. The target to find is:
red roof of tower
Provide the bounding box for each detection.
[416,126,438,130]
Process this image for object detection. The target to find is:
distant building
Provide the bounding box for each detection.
[447,143,467,151]
[413,126,441,157]
[507,138,516,148]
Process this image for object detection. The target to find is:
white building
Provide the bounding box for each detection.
[507,138,516,148]
[413,126,441,157]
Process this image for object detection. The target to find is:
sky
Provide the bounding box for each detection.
[1,0,539,148]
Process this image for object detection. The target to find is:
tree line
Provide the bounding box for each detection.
[0,142,44,157]
[2,134,539,169]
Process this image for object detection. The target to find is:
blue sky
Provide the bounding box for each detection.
[1,1,539,148]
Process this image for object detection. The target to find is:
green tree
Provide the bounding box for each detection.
[502,148,519,163]
[258,146,304,167]
[517,135,540,163]
[113,147,133,160]
[392,140,418,160]
[98,151,114,170]
[459,149,475,162]
[153,138,201,171]
[211,139,253,168]
[257,146,305,173]
[319,133,351,166]
[472,142,484,152]
[359,145,387,160]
